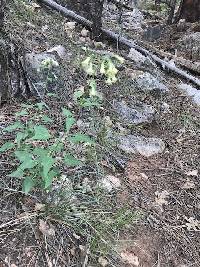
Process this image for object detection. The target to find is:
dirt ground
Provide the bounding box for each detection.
[0,1,200,266]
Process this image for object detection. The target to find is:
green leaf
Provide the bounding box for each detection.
[9,168,24,178]
[65,117,76,133]
[21,104,34,109]
[0,142,15,152]
[49,142,64,153]
[4,122,24,132]
[44,170,58,189]
[81,98,101,108]
[31,125,51,140]
[41,115,53,123]
[14,151,32,162]
[22,177,35,194]
[40,155,55,178]
[69,133,94,144]
[73,90,84,100]
[15,132,28,147]
[64,153,83,167]
[16,110,28,116]
[36,102,46,110]
[19,159,37,170]
[62,108,72,118]
[33,147,48,157]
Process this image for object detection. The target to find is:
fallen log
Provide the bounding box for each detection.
[137,40,200,76]
[37,0,200,88]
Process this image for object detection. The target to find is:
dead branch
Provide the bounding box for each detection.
[37,0,200,88]
[137,40,200,75]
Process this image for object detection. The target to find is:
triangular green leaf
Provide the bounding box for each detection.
[62,108,73,117]
[19,159,37,170]
[0,142,15,152]
[40,155,55,178]
[36,102,46,110]
[69,133,94,144]
[21,104,34,109]
[33,147,48,157]
[15,132,28,147]
[31,125,51,140]
[14,150,32,162]
[44,170,57,189]
[65,117,76,133]
[16,110,28,116]
[9,168,24,178]
[41,115,53,123]
[22,177,35,194]
[49,142,64,153]
[4,122,24,132]
[64,153,83,167]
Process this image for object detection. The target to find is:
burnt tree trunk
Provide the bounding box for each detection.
[178,0,200,22]
[0,0,9,104]
[58,0,104,40]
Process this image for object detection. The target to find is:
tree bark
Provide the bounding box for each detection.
[57,0,104,40]
[0,0,9,104]
[178,0,200,22]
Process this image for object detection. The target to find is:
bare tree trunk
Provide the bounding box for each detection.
[178,0,200,22]
[167,0,177,24]
[58,0,104,40]
[0,0,9,104]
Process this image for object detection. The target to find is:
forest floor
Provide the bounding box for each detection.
[0,1,200,266]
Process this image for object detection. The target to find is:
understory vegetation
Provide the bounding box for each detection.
[0,0,199,266]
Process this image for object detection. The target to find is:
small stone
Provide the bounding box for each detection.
[178,83,200,106]
[134,72,168,92]
[186,170,198,176]
[118,135,165,157]
[100,175,121,192]
[80,28,89,37]
[113,101,155,125]
[182,180,195,189]
[98,257,108,267]
[64,21,76,31]
[121,251,139,266]
[79,36,86,43]
[47,45,67,59]
[161,102,171,113]
[128,48,146,64]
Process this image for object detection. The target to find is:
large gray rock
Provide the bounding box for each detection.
[113,101,155,125]
[177,32,200,61]
[128,48,154,68]
[134,72,168,93]
[118,135,165,157]
[178,83,200,106]
[25,51,63,96]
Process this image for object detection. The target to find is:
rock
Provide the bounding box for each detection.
[134,72,168,93]
[128,48,153,67]
[143,25,165,41]
[118,135,165,157]
[122,9,144,30]
[100,175,121,192]
[178,83,200,106]
[47,45,67,59]
[80,28,89,37]
[26,52,57,70]
[25,51,63,96]
[177,32,200,61]
[128,48,146,64]
[161,102,171,113]
[113,101,155,125]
